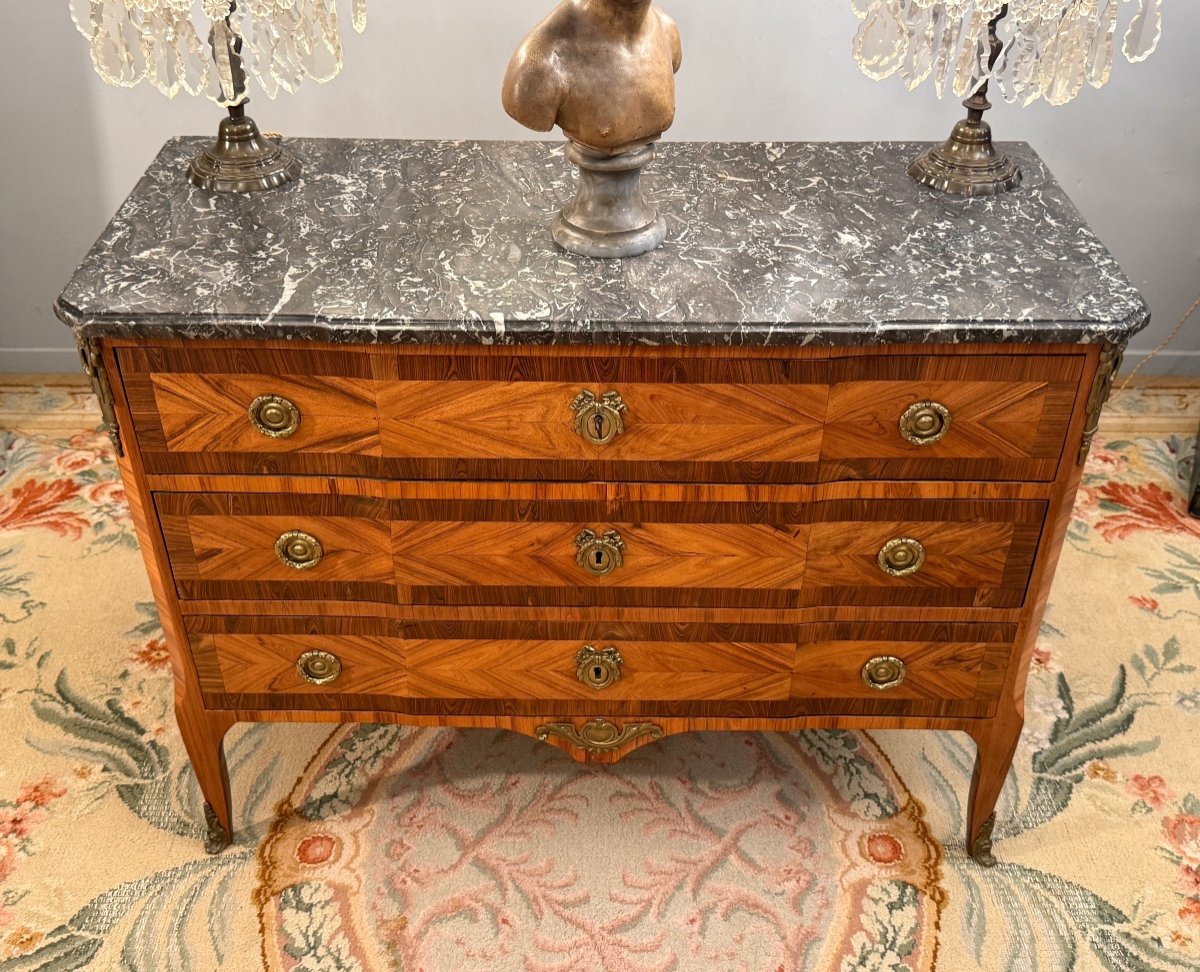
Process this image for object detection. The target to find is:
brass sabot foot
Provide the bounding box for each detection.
[188,112,300,194]
[909,119,1022,198]
[968,813,998,867]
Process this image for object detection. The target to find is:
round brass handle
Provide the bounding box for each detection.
[572,390,627,446]
[575,528,625,577]
[899,401,951,446]
[249,394,301,438]
[862,655,907,691]
[297,650,341,686]
[275,531,324,570]
[878,537,925,577]
[576,646,623,690]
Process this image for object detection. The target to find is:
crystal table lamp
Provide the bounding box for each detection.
[851,0,1164,195]
[69,0,367,192]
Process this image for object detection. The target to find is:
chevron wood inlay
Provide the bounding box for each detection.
[150,372,381,454]
[210,634,408,695]
[403,639,796,701]
[391,520,810,590]
[791,640,993,700]
[805,520,1015,588]
[823,379,1075,462]
[173,514,394,583]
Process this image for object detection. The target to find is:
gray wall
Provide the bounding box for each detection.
[3,1,1197,373]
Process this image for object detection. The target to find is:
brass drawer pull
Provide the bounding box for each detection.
[878,536,925,577]
[576,646,623,690]
[862,655,907,691]
[297,650,341,686]
[249,394,301,438]
[899,401,951,446]
[572,390,627,445]
[275,530,324,570]
[575,528,625,576]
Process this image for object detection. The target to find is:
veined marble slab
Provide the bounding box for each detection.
[55,138,1149,348]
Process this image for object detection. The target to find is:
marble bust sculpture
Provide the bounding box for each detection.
[503,0,683,257]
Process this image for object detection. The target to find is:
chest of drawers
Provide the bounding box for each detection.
[56,139,1147,865]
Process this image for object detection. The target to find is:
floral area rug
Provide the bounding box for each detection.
[0,376,1197,972]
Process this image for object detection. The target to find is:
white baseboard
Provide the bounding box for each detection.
[0,348,81,373]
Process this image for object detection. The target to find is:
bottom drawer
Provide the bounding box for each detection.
[190,617,1016,716]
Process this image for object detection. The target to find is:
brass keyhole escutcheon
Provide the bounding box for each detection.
[275,530,324,570]
[899,401,951,446]
[862,655,907,691]
[877,537,926,577]
[249,394,301,438]
[575,528,625,577]
[571,390,627,446]
[576,646,623,690]
[297,650,341,686]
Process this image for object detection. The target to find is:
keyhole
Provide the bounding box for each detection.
[595,550,605,567]
[593,412,605,441]
[593,666,603,681]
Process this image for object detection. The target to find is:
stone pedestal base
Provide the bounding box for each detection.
[554,141,667,258]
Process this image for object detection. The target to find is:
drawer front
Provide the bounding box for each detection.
[157,491,1044,609]
[189,618,1014,717]
[121,346,1082,482]
[209,635,797,702]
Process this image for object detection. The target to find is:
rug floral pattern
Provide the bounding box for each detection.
[0,382,1197,971]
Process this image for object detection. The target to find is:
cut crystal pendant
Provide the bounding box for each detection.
[850,0,1164,107]
[1123,0,1163,64]
[73,0,365,102]
[1087,0,1119,88]
[852,0,909,81]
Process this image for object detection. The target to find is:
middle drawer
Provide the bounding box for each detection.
[156,487,1045,610]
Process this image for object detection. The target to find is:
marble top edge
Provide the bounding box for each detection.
[56,137,1150,349]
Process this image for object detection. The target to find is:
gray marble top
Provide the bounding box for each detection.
[55,138,1149,348]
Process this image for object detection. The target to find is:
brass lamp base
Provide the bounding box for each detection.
[188,111,300,193]
[909,118,1022,197]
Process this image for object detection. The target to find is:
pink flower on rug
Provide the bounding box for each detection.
[1180,898,1200,926]
[1164,815,1200,866]
[1180,867,1200,896]
[17,778,65,809]
[0,808,32,842]
[52,450,95,474]
[1126,775,1174,811]
[1030,645,1059,673]
[86,480,126,508]
[296,834,338,866]
[1129,595,1160,613]
[1095,482,1200,542]
[130,637,171,672]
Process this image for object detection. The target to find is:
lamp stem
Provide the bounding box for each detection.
[965,4,1007,127]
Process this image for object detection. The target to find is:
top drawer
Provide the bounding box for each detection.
[119,346,1084,483]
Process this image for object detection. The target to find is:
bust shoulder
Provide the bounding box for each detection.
[501,5,579,133]
[655,8,682,72]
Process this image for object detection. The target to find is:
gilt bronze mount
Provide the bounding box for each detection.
[910,5,1021,197]
[536,718,664,755]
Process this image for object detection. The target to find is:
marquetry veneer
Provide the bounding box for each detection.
[89,335,1109,867]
